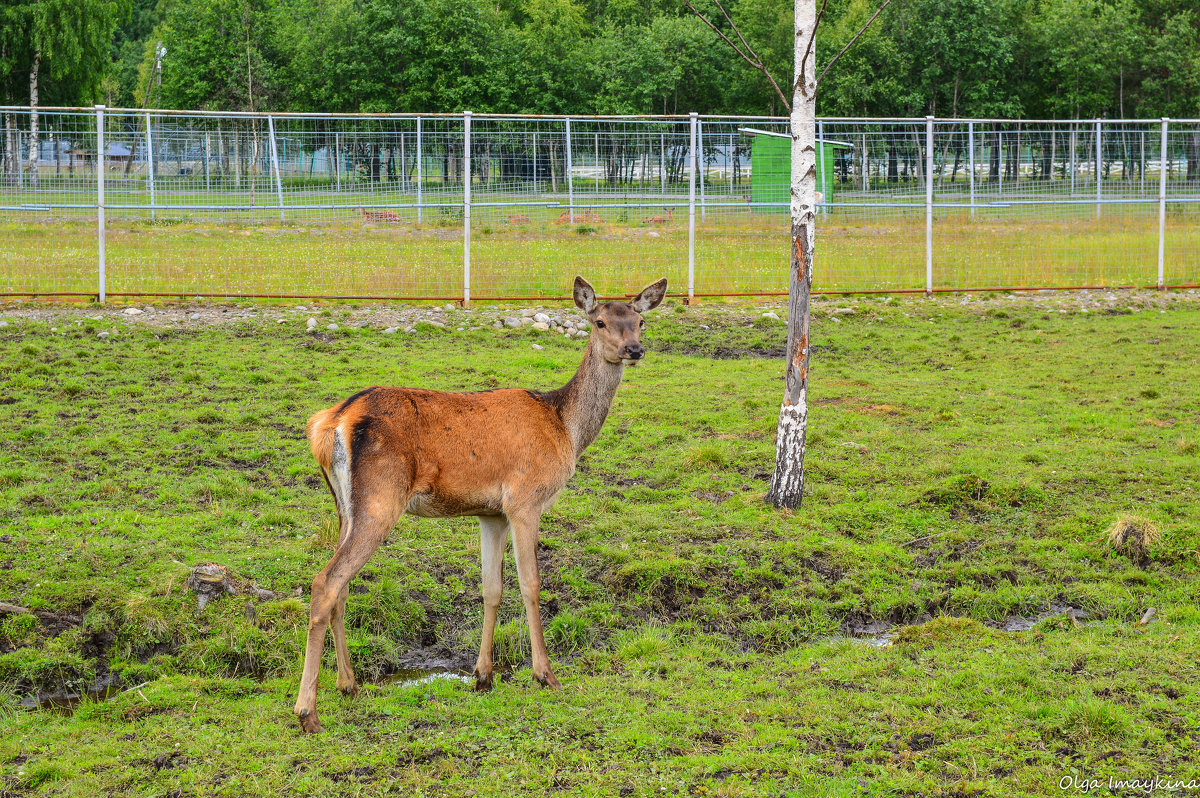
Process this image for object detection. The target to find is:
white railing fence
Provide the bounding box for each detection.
[1,107,1198,301]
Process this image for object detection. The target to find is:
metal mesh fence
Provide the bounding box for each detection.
[1,108,1197,301]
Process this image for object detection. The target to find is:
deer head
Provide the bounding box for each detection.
[573,276,668,365]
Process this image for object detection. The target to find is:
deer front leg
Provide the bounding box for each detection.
[473,515,509,691]
[508,510,560,689]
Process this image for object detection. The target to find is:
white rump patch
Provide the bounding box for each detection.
[331,426,353,524]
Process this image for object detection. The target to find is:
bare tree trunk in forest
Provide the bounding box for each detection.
[765,0,817,509]
[1069,126,1077,191]
[1,43,11,179]
[1048,130,1056,181]
[550,141,559,192]
[27,51,41,188]
[250,123,259,204]
[990,126,1000,182]
[861,135,868,190]
[913,133,925,188]
[4,112,15,180]
[233,131,242,189]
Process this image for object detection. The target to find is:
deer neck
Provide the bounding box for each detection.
[551,339,625,457]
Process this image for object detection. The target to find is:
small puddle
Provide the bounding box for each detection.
[19,685,123,713]
[377,668,474,689]
[841,603,1088,648]
[995,602,1087,632]
[843,619,897,648]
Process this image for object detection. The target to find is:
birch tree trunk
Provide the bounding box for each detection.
[4,112,15,179]
[765,0,817,509]
[27,52,41,189]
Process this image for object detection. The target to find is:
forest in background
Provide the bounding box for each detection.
[0,0,1198,119]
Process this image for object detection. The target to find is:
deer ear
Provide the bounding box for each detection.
[573,276,598,313]
[631,278,667,313]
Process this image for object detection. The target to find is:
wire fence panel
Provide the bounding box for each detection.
[1,108,1198,301]
[0,108,99,296]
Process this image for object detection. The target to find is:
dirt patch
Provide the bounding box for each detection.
[329,765,377,782]
[32,609,82,637]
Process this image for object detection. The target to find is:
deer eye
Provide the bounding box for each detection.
[639,318,645,328]
[595,319,606,329]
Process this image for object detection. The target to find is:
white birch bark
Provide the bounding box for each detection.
[27,51,41,189]
[765,0,817,509]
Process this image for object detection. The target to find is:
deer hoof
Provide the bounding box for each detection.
[473,672,493,692]
[534,671,562,690]
[297,708,323,734]
[339,683,359,698]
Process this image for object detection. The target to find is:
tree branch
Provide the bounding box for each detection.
[816,0,894,87]
[684,0,791,113]
[799,0,830,95]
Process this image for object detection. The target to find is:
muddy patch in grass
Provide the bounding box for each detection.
[19,678,124,712]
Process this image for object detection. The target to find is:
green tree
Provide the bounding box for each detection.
[156,0,280,111]
[886,0,1020,116]
[512,0,591,113]
[0,0,128,184]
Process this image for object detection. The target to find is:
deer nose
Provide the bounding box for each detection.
[623,344,645,360]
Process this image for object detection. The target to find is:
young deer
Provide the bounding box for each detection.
[293,276,668,732]
[641,207,673,225]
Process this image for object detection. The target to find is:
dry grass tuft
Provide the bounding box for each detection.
[318,515,340,550]
[1106,515,1160,566]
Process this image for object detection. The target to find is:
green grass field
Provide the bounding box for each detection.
[1,293,1198,795]
[2,202,1197,299]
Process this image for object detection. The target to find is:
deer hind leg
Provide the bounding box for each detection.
[330,582,355,696]
[295,493,407,733]
[473,515,509,692]
[508,510,560,689]
[325,503,357,697]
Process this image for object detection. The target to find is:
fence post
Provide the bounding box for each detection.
[967,121,976,220]
[817,119,827,220]
[268,115,285,222]
[925,116,934,295]
[416,117,423,224]
[565,116,574,223]
[1157,118,1168,290]
[1095,119,1102,218]
[698,116,706,221]
[96,105,106,304]
[463,111,472,306]
[145,112,156,221]
[688,112,697,304]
